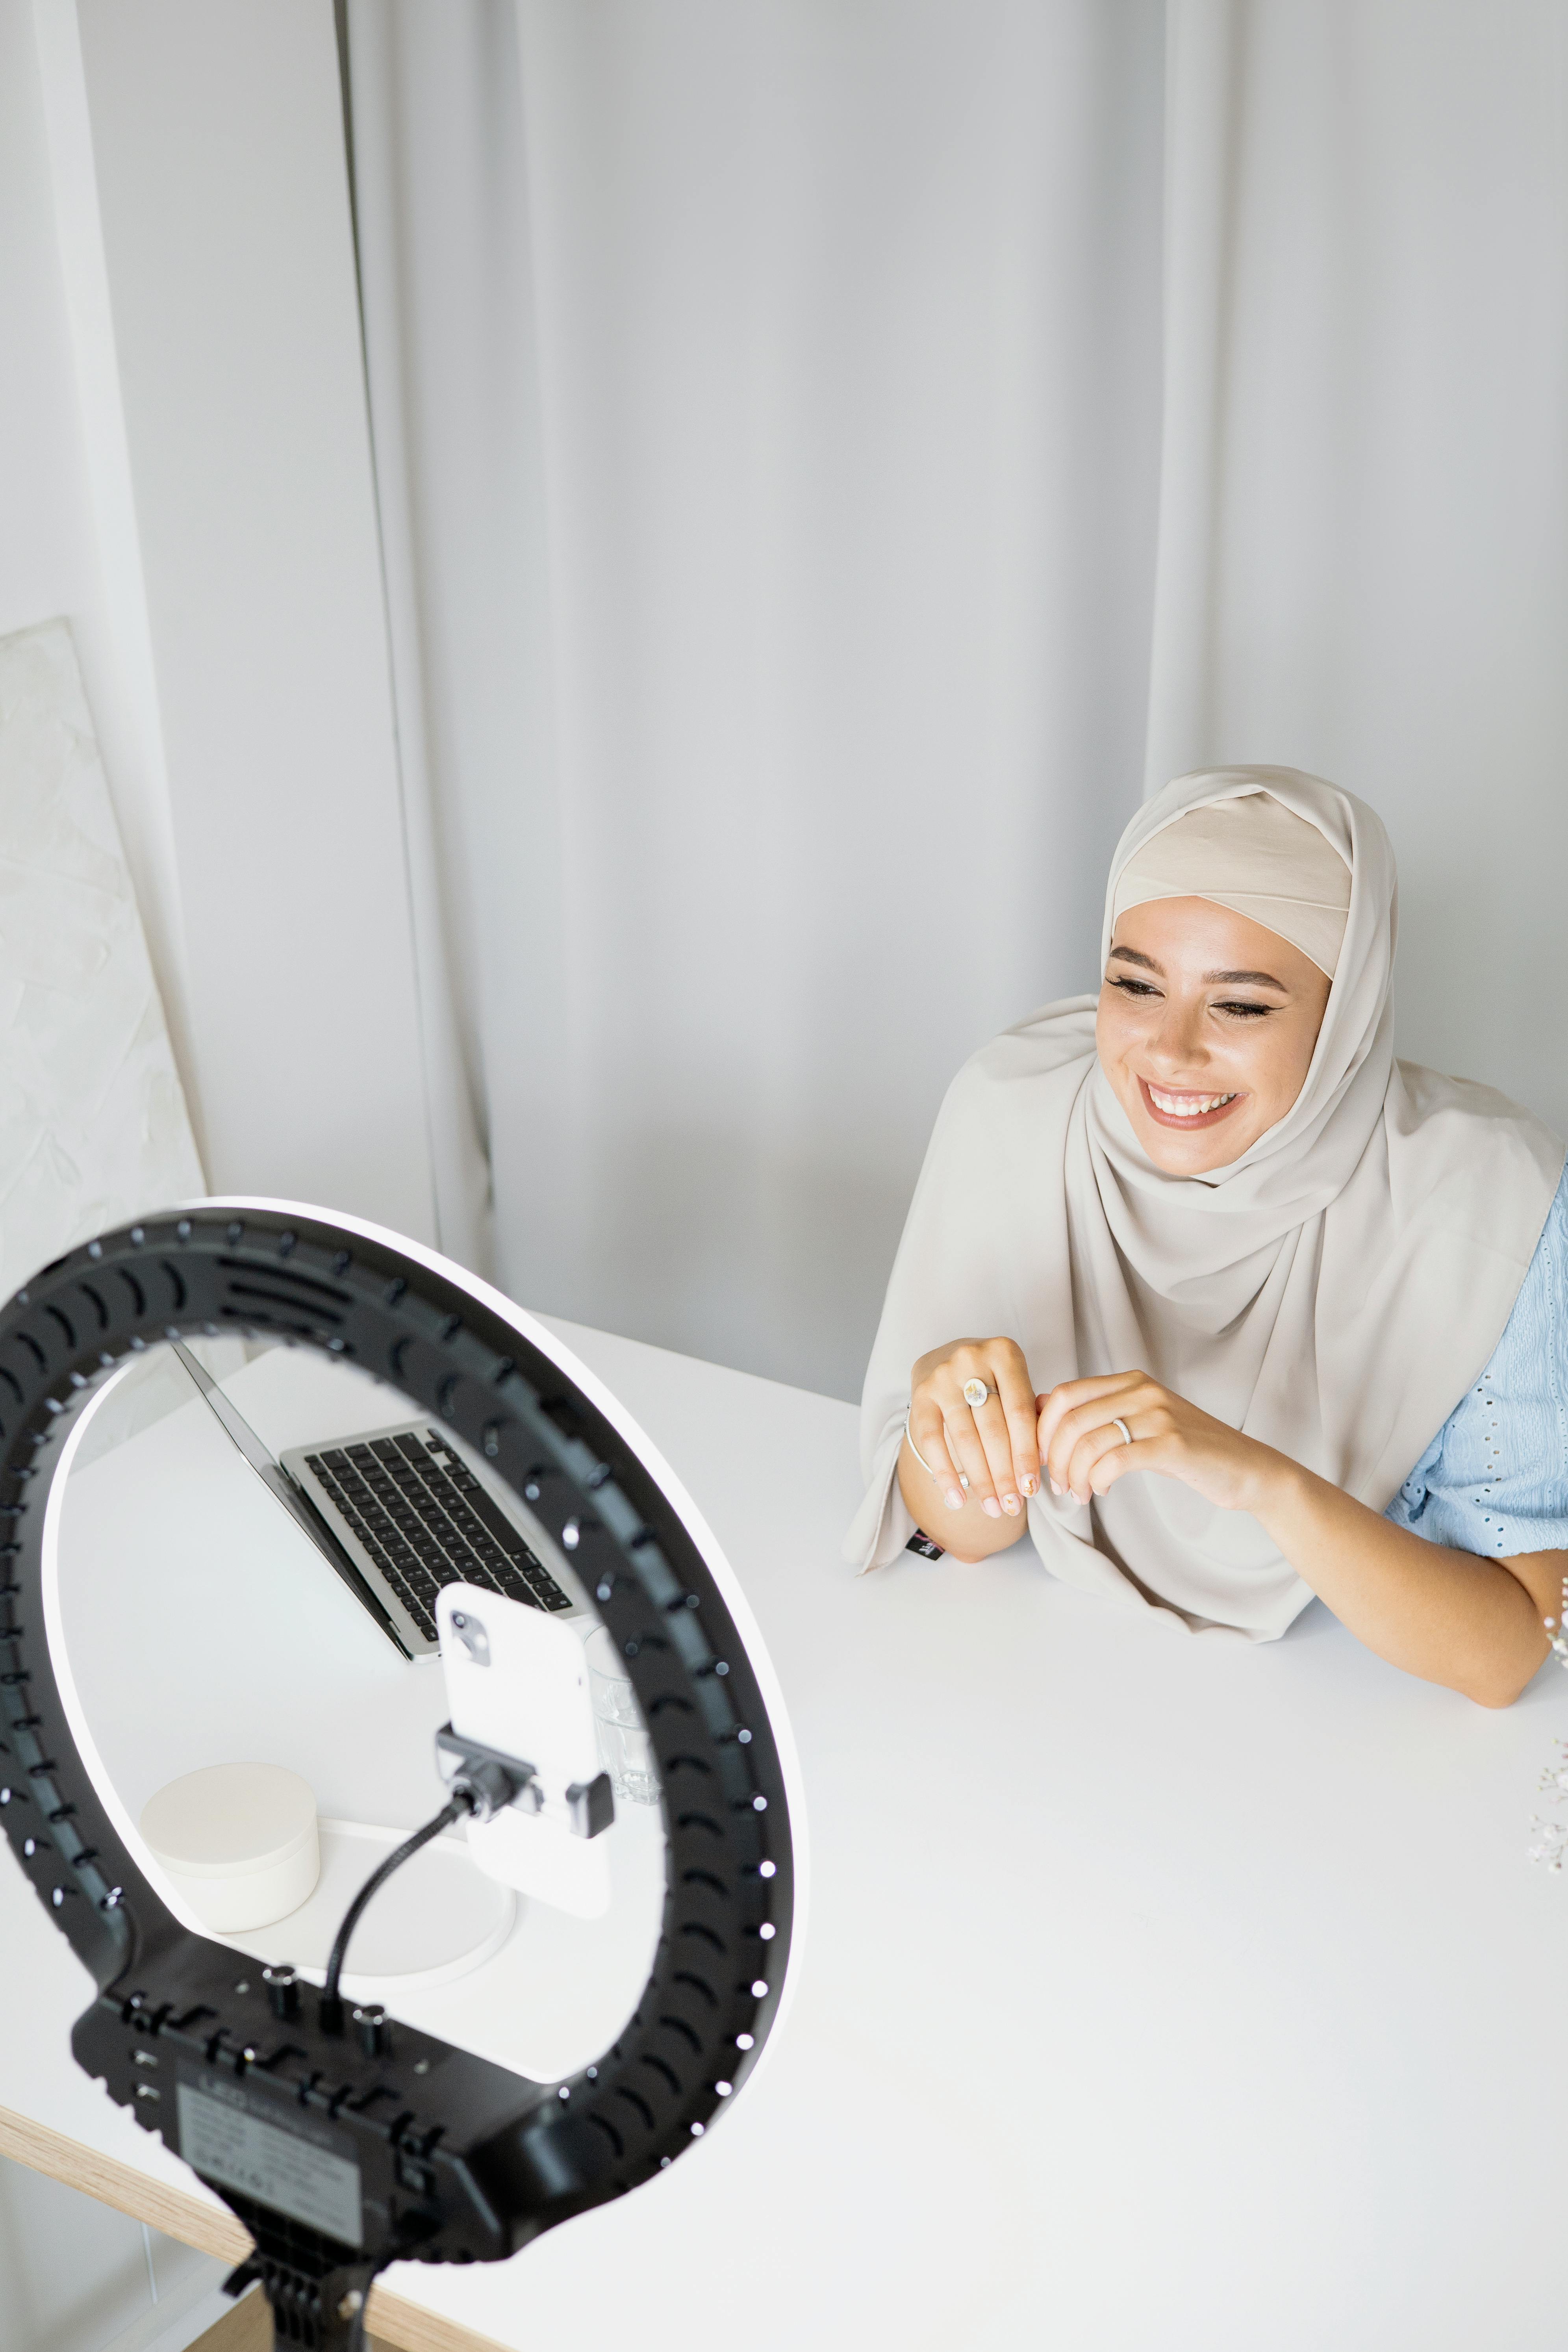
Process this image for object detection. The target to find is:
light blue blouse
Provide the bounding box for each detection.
[1385,1164,1568,1558]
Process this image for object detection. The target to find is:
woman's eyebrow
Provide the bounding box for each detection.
[1108,944,1290,990]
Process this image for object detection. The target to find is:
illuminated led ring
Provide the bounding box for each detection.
[0,1203,795,2329]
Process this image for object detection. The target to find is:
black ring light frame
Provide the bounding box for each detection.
[0,1202,795,2347]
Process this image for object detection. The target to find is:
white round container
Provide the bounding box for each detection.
[139,1762,320,1933]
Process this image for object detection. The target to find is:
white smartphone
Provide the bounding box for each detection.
[436,1583,612,1921]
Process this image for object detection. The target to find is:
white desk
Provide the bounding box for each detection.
[5,1316,1568,2351]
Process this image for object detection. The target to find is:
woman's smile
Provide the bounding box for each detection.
[1139,1080,1246,1128]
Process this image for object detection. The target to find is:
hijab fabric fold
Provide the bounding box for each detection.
[1112,788,1352,978]
[845,767,1565,1639]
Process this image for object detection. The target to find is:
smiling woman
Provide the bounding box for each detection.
[1098,910,1331,1159]
[845,766,1568,1708]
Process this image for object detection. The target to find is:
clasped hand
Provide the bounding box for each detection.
[906,1338,1273,1525]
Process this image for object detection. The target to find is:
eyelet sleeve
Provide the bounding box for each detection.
[1385,1166,1568,1556]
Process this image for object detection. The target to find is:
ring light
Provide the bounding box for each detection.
[0,1202,799,2348]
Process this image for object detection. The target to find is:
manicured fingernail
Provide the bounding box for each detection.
[1019,1475,1038,1497]
[944,1488,965,1511]
[1001,1494,1020,1516]
[1049,1477,1062,1496]
[981,1497,1002,1519]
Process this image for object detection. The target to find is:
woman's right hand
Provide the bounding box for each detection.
[904,1337,1042,1523]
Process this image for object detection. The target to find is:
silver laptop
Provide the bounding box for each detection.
[173,1345,589,1659]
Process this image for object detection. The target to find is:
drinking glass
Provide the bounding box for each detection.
[585,1623,659,1805]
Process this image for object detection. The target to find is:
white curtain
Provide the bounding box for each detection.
[1148,0,1568,1131]
[345,0,1568,1401]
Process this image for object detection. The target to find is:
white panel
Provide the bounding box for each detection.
[73,0,437,1240]
[0,620,204,1297]
[2,0,197,1135]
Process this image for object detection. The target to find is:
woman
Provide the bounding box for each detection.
[845,767,1568,1706]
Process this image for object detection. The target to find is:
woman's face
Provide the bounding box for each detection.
[1095,896,1333,1172]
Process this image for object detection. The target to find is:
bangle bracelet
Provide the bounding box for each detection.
[903,1407,940,1480]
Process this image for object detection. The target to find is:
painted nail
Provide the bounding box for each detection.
[981,1497,1002,1519]
[1049,1478,1062,1497]
[1019,1475,1038,1497]
[944,1489,965,1511]
[1001,1494,1020,1516]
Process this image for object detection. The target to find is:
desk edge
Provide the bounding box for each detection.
[0,2104,512,2352]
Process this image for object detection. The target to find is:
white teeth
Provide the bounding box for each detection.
[1147,1087,1238,1118]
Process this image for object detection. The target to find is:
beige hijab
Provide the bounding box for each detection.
[845,766,1565,1640]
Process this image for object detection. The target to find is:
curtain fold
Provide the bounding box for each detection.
[1142,0,1246,792]
[346,0,1568,1400]
[343,0,497,1273]
[346,0,1164,1396]
[1147,0,1568,1130]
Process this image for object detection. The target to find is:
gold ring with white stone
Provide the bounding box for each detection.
[1111,1416,1134,1447]
[962,1378,990,1410]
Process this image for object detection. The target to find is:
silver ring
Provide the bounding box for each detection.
[962,1378,990,1410]
[1110,1416,1134,1447]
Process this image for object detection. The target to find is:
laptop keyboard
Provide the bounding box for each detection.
[305,1429,572,1643]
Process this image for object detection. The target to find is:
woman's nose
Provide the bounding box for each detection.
[1146,1003,1209,1070]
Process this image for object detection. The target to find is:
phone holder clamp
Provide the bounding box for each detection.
[434,1723,615,1838]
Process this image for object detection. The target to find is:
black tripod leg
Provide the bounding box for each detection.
[221,2254,378,2348]
[317,2261,380,2351]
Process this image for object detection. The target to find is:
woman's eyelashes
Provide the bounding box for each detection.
[1106,975,1275,1021]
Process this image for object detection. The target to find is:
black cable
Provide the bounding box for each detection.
[320,1792,471,2025]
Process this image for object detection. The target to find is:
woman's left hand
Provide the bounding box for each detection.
[1036,1371,1275,1514]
